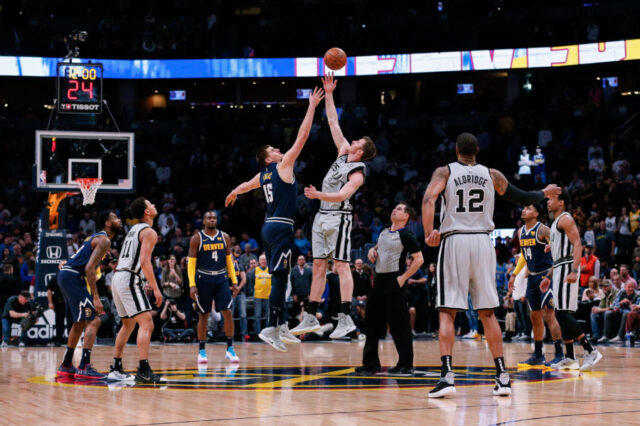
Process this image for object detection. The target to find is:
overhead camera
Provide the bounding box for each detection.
[64,30,88,59]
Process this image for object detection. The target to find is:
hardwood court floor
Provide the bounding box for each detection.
[1,339,639,425]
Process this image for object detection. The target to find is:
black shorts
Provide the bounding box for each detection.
[195,273,232,313]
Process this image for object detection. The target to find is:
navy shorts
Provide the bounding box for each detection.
[57,268,96,325]
[526,273,553,311]
[261,221,294,272]
[195,272,232,313]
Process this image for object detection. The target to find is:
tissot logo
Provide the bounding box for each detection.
[46,246,62,259]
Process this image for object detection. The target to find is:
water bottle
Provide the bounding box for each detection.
[625,332,632,347]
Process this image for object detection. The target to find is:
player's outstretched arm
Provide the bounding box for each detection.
[279,87,324,175]
[304,170,364,202]
[225,173,261,207]
[322,73,349,156]
[84,236,111,314]
[139,228,163,307]
[422,166,449,247]
[490,168,560,204]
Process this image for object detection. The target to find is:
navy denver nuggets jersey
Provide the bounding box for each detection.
[519,223,552,273]
[260,163,296,223]
[197,230,227,272]
[65,231,107,272]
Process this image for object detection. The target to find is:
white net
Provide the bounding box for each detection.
[75,178,103,205]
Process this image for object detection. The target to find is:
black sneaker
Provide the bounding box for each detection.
[135,367,163,384]
[428,372,456,398]
[493,373,511,396]
[353,365,381,375]
[387,366,414,376]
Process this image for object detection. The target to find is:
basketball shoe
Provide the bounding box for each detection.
[225,347,240,363]
[429,372,456,398]
[493,373,512,396]
[329,313,356,339]
[580,350,603,371]
[75,365,107,380]
[290,312,321,335]
[279,324,301,344]
[259,326,287,352]
[197,349,208,364]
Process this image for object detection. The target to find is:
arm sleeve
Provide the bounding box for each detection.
[513,253,526,276]
[399,230,421,254]
[501,183,545,205]
[226,255,238,285]
[188,257,197,288]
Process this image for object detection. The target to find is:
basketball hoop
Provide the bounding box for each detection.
[75,178,103,205]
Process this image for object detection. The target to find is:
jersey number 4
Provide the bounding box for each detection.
[263,183,274,203]
[455,189,485,213]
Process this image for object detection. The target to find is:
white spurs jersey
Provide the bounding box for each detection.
[549,211,573,264]
[117,223,151,274]
[439,162,495,235]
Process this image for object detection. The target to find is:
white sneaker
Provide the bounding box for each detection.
[428,372,456,398]
[330,313,357,339]
[358,333,366,341]
[18,342,25,348]
[259,327,287,352]
[493,373,512,396]
[597,336,608,343]
[197,349,208,364]
[462,330,476,339]
[610,336,622,343]
[107,368,135,381]
[553,357,580,370]
[279,324,301,344]
[1,341,7,348]
[290,312,321,335]
[225,347,240,363]
[314,323,334,337]
[580,350,603,371]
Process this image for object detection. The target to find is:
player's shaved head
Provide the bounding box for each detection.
[456,133,478,156]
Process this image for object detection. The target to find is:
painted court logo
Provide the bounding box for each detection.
[31,365,589,391]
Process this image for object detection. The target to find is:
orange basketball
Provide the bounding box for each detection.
[324,47,347,70]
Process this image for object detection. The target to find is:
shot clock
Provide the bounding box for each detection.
[57,62,103,114]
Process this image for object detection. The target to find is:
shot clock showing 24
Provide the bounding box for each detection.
[56,62,103,114]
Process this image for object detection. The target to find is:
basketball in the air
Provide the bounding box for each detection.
[324,47,347,70]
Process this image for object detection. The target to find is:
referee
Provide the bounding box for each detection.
[355,202,424,376]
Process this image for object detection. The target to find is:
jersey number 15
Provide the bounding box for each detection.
[263,183,274,203]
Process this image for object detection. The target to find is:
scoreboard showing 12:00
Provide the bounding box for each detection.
[57,62,103,114]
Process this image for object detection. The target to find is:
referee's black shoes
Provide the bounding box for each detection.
[428,372,456,398]
[135,367,163,384]
[387,366,414,376]
[353,365,381,376]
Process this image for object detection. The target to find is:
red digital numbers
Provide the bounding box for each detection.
[67,80,79,100]
[66,79,94,100]
[82,81,94,99]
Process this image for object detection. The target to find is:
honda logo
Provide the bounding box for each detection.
[46,246,62,259]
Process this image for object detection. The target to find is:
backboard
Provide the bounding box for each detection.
[33,130,135,193]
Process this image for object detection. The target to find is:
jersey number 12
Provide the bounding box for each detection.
[455,189,485,213]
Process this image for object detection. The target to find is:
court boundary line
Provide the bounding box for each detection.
[124,397,640,425]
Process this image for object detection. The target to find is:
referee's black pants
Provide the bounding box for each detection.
[362,273,413,369]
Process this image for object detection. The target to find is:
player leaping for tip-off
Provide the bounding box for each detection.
[225,87,324,352]
[290,73,377,339]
